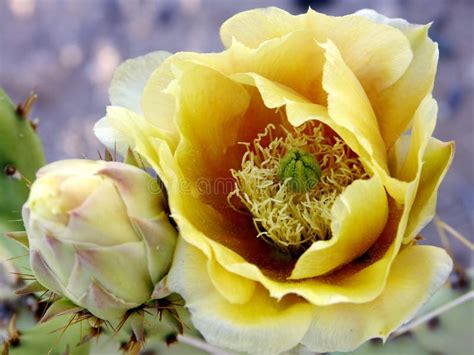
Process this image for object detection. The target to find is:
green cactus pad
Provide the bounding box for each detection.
[5,314,91,355]
[0,89,45,270]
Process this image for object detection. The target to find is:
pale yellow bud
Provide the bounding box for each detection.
[23,159,177,320]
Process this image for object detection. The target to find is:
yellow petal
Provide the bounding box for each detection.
[229,71,376,180]
[384,95,453,244]
[381,95,438,204]
[109,51,170,114]
[142,52,213,135]
[301,245,452,353]
[167,237,315,354]
[104,106,175,162]
[142,55,177,134]
[225,30,327,104]
[355,9,439,148]
[221,8,412,96]
[175,197,402,306]
[390,95,437,182]
[290,175,388,279]
[171,62,250,173]
[231,72,310,108]
[404,139,454,242]
[220,7,300,49]
[207,254,256,304]
[354,9,418,32]
[95,104,175,165]
[321,40,388,171]
[94,116,130,156]
[359,93,438,206]
[305,9,412,94]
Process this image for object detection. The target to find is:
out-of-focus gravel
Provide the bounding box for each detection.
[1,0,473,264]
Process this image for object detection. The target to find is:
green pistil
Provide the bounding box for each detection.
[277,148,321,193]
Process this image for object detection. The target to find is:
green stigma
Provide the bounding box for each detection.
[277,148,321,193]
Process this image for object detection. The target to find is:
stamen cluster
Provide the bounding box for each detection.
[229,122,368,254]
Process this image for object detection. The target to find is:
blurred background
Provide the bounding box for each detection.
[1,1,473,354]
[0,0,472,263]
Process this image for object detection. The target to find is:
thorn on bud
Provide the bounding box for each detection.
[369,338,383,346]
[7,314,21,346]
[104,148,113,162]
[3,164,21,180]
[62,344,70,355]
[427,316,441,331]
[29,118,40,131]
[4,164,16,176]
[165,332,178,346]
[450,267,470,290]
[16,92,38,118]
[120,333,143,353]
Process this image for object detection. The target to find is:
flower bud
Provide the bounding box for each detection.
[23,159,177,320]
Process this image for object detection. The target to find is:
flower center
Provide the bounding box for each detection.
[277,148,321,193]
[228,122,368,254]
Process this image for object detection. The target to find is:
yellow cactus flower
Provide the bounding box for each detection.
[95,7,454,353]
